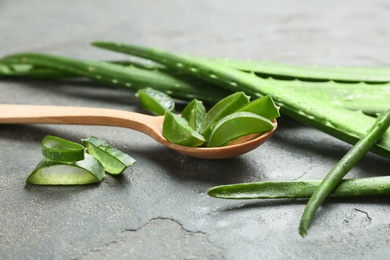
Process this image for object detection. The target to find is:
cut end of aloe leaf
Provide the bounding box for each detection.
[26,154,105,185]
[82,136,136,175]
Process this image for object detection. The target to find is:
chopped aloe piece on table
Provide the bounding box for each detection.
[136,87,175,115]
[163,111,206,147]
[237,95,280,121]
[208,112,275,147]
[41,135,85,163]
[200,91,250,140]
[181,99,206,132]
[82,136,136,175]
[26,153,105,185]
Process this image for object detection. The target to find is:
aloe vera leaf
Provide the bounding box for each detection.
[299,109,390,237]
[211,58,390,83]
[208,176,390,199]
[277,78,390,115]
[0,59,163,79]
[90,42,389,115]
[91,41,390,159]
[0,62,76,78]
[0,53,231,105]
[2,57,387,115]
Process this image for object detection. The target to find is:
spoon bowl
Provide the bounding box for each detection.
[0,104,277,159]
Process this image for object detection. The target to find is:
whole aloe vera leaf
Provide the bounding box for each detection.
[91,42,390,159]
[208,176,390,199]
[211,58,390,83]
[299,109,390,237]
[2,57,388,115]
[0,53,231,105]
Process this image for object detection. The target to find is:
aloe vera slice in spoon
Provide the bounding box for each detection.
[208,112,275,147]
[163,111,206,147]
[82,136,136,175]
[237,95,280,120]
[136,87,175,116]
[26,153,105,185]
[181,99,206,132]
[200,91,250,141]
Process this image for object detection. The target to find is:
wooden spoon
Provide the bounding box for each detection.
[0,104,277,159]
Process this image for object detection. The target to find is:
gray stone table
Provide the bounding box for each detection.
[1,0,390,259]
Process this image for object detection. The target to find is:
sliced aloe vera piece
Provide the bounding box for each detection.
[208,112,275,147]
[41,135,85,163]
[237,95,280,121]
[163,111,205,147]
[26,153,105,185]
[82,136,136,175]
[181,99,206,132]
[136,87,175,115]
[200,92,250,140]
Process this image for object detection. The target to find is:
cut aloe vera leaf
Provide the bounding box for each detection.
[181,99,206,132]
[26,153,105,185]
[163,111,205,147]
[200,91,250,140]
[82,136,136,175]
[136,87,175,115]
[41,135,85,163]
[237,95,280,121]
[208,112,275,147]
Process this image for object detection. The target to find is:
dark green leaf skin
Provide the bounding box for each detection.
[0,53,231,105]
[299,109,390,237]
[208,176,390,199]
[90,42,390,159]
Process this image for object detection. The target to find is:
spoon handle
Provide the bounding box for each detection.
[0,104,163,136]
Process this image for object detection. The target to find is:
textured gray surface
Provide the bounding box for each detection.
[1,0,390,259]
